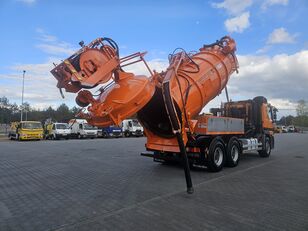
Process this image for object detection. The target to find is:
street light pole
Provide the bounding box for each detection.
[21,70,26,121]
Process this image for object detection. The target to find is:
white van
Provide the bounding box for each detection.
[46,122,71,140]
[69,119,98,139]
[122,119,144,137]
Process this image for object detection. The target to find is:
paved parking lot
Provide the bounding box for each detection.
[0,134,308,231]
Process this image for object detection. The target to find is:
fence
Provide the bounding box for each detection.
[0,124,10,136]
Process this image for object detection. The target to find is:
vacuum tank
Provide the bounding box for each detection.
[50,36,238,193]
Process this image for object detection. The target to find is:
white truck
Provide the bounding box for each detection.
[45,122,71,140]
[122,119,144,137]
[69,119,98,139]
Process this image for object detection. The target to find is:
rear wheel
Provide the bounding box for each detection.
[226,137,241,167]
[259,137,271,157]
[207,138,226,172]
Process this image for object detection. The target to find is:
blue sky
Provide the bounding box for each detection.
[0,0,307,117]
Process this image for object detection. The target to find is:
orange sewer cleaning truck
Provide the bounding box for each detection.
[50,36,276,193]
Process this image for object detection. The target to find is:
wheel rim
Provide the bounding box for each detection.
[266,140,270,154]
[231,145,239,162]
[214,147,223,166]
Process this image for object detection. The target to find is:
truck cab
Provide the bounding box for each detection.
[122,119,144,137]
[69,119,98,139]
[99,125,123,138]
[287,125,295,133]
[9,121,43,141]
[46,123,71,140]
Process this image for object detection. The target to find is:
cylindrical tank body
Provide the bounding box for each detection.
[138,36,238,139]
[172,43,238,119]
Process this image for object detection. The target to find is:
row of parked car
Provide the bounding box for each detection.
[8,119,144,141]
[275,125,298,133]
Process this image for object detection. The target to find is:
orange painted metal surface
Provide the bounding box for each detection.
[166,37,238,121]
[261,104,275,130]
[50,36,238,153]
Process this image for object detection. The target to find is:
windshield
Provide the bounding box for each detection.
[22,122,42,129]
[56,124,69,129]
[132,120,140,126]
[83,123,97,130]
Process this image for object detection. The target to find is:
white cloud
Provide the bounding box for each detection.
[36,43,75,56]
[35,28,78,56]
[262,0,288,10]
[211,0,252,34]
[268,98,296,110]
[0,59,76,110]
[256,45,271,54]
[267,27,296,44]
[227,50,308,104]
[36,28,57,42]
[204,51,307,118]
[16,0,36,4]
[212,0,252,15]
[225,12,250,33]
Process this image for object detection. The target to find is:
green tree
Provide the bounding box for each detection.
[296,100,308,116]
[294,100,308,127]
[278,115,295,126]
[56,103,72,122]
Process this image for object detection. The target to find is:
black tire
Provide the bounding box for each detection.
[77,133,82,139]
[226,137,241,167]
[258,137,271,157]
[207,138,226,172]
[124,131,130,137]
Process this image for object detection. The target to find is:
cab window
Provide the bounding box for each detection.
[267,106,272,121]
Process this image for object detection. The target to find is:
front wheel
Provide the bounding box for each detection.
[207,138,226,172]
[258,137,271,157]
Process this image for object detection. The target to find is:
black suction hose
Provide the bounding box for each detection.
[162,81,194,194]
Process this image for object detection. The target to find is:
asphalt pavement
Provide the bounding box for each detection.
[0,133,307,231]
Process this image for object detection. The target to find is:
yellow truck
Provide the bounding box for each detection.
[8,121,44,141]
